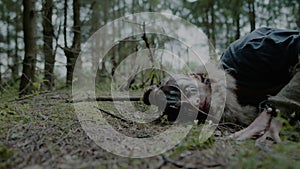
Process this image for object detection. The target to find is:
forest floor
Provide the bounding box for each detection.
[1,89,300,169]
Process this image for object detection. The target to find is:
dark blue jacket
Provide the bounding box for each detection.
[220,27,300,105]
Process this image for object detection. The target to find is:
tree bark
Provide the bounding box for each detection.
[43,0,54,90]
[248,0,256,32]
[64,0,81,87]
[210,2,216,48]
[63,0,67,47]
[12,19,20,81]
[233,0,241,40]
[72,0,81,53]
[90,2,100,72]
[297,0,300,27]
[205,1,217,61]
[97,0,109,79]
[19,0,37,96]
[6,15,12,78]
[12,2,22,81]
[0,63,2,87]
[235,13,240,40]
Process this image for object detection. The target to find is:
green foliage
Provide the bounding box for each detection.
[274,112,300,141]
[170,125,215,157]
[230,140,300,169]
[0,81,19,101]
[0,143,13,169]
[0,103,30,130]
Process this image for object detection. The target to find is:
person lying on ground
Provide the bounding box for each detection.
[143,27,300,143]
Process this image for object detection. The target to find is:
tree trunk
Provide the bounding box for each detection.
[225,19,230,46]
[12,20,20,81]
[90,3,100,72]
[235,13,240,40]
[204,7,210,43]
[205,1,217,61]
[63,0,67,47]
[6,15,12,77]
[234,0,241,40]
[210,2,216,48]
[97,0,109,79]
[111,1,117,76]
[0,6,3,88]
[64,0,81,87]
[72,0,81,53]
[297,0,300,27]
[65,50,76,86]
[248,0,256,32]
[43,0,54,90]
[0,63,2,88]
[19,0,37,96]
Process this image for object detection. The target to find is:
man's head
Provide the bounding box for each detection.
[143,73,211,122]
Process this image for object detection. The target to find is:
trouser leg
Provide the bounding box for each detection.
[231,60,300,142]
[268,63,300,120]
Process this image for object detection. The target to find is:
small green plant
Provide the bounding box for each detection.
[170,125,215,157]
[0,143,13,169]
[276,111,300,141]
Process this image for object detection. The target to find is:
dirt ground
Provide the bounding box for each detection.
[1,90,300,169]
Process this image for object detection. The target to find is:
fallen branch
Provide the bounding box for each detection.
[95,106,129,123]
[67,96,142,103]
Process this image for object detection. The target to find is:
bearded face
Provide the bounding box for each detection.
[143,73,211,122]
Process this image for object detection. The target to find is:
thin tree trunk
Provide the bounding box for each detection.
[0,5,3,87]
[64,0,81,87]
[96,0,109,81]
[72,0,81,52]
[210,2,216,48]
[210,1,217,61]
[205,2,217,61]
[248,0,256,32]
[111,1,117,76]
[234,0,241,40]
[70,0,81,85]
[0,63,2,87]
[43,0,54,90]
[13,20,20,81]
[63,0,71,86]
[6,15,12,76]
[12,3,22,81]
[297,0,300,27]
[235,13,240,40]
[205,7,210,43]
[225,19,230,46]
[63,0,67,47]
[8,14,20,81]
[90,3,100,72]
[19,0,37,96]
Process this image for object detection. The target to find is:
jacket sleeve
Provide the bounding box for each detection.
[220,27,300,89]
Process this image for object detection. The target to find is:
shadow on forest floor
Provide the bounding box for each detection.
[0,90,300,169]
